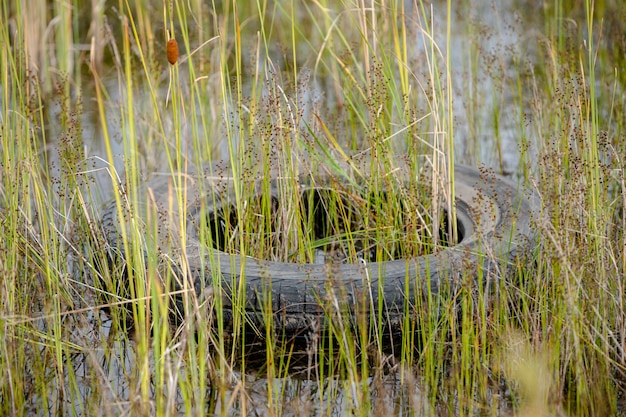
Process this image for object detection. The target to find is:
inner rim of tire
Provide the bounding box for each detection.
[204,187,462,264]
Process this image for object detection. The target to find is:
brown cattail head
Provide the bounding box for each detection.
[166,39,179,65]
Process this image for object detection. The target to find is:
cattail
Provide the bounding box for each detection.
[166,38,179,65]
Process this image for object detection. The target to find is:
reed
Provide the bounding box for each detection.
[0,0,624,415]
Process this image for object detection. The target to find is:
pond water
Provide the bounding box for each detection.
[42,0,531,206]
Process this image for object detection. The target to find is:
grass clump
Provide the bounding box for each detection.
[1,0,625,416]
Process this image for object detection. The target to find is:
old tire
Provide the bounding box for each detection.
[100,163,537,337]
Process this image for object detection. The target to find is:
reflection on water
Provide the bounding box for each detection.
[66,314,432,416]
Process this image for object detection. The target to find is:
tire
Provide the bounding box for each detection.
[100,163,537,337]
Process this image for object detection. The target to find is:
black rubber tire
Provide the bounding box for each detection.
[100,163,536,337]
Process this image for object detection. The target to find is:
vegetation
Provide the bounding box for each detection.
[0,0,624,415]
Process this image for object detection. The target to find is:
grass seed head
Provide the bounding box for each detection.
[167,38,179,65]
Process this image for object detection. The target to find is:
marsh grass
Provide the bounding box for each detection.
[1,0,626,415]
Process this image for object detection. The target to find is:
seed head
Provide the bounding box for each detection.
[167,38,179,65]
